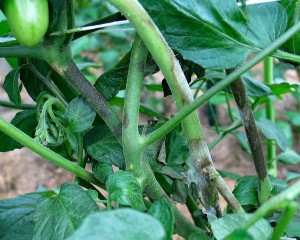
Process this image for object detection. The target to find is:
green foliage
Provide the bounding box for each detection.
[1,1,300,239]
[106,170,146,211]
[0,194,42,240]
[85,124,124,168]
[0,110,37,151]
[148,199,174,240]
[33,183,99,240]
[65,96,96,132]
[68,209,167,240]
[140,0,287,69]
[3,67,21,107]
[211,213,272,240]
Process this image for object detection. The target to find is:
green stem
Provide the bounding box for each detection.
[124,35,208,238]
[225,92,235,123]
[0,117,101,186]
[186,194,208,230]
[230,77,272,205]
[122,34,147,185]
[143,20,300,147]
[29,62,68,107]
[208,101,220,133]
[208,120,242,150]
[107,0,222,216]
[273,49,300,64]
[264,57,277,177]
[271,202,297,240]
[49,59,122,143]
[243,181,300,230]
[205,166,244,213]
[0,100,36,110]
[0,45,46,59]
[76,133,84,168]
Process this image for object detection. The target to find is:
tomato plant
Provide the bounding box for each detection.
[0,0,300,239]
[4,0,49,46]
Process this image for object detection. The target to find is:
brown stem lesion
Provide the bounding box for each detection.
[229,75,272,204]
[49,59,123,143]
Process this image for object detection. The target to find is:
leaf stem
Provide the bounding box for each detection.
[143,20,300,147]
[29,62,68,107]
[271,201,298,240]
[229,76,272,204]
[264,57,277,177]
[225,92,235,123]
[0,45,46,59]
[0,99,36,110]
[0,117,102,187]
[242,180,300,230]
[209,120,242,150]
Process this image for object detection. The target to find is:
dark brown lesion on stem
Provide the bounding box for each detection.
[49,59,123,142]
[229,74,272,203]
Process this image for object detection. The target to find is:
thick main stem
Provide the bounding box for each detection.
[123,34,147,185]
[124,35,207,238]
[107,0,222,216]
[264,57,277,177]
[230,77,272,204]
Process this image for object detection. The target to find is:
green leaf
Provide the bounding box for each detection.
[33,183,99,240]
[19,59,50,101]
[140,0,287,69]
[165,128,190,166]
[0,19,9,37]
[281,0,300,55]
[211,213,272,240]
[67,209,166,240]
[268,82,300,98]
[233,176,258,207]
[94,51,158,101]
[225,229,253,240]
[277,121,293,148]
[92,160,113,183]
[269,175,288,192]
[277,149,300,165]
[3,67,21,107]
[65,96,96,132]
[94,52,130,100]
[109,97,168,121]
[148,199,174,240]
[85,124,124,168]
[256,118,287,151]
[287,111,300,127]
[242,76,272,97]
[231,130,251,154]
[144,84,163,92]
[0,110,37,152]
[106,171,146,211]
[19,59,78,102]
[0,194,42,240]
[172,179,188,204]
[285,171,300,183]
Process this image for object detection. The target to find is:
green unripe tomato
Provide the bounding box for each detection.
[4,0,49,47]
